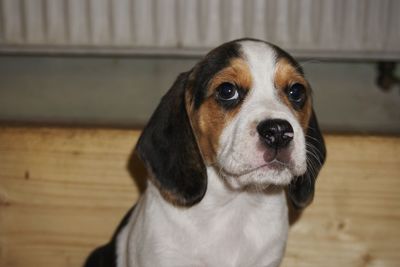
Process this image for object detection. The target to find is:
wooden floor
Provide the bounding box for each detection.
[0,127,399,267]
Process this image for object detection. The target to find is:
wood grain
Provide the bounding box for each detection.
[0,127,399,267]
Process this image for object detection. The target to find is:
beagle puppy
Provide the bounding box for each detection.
[85,38,326,267]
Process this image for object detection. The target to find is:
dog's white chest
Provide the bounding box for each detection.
[117,173,289,267]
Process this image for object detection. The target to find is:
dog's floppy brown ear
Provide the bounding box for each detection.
[288,109,326,209]
[135,72,207,207]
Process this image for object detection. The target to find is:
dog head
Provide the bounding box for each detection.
[135,39,326,208]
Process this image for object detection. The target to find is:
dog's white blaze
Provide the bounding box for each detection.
[217,40,307,189]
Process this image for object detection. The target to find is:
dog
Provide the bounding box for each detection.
[85,38,326,267]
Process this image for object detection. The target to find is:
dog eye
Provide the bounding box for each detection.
[287,83,306,108]
[216,83,239,101]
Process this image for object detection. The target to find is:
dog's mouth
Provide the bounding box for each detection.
[220,158,291,178]
[263,146,292,163]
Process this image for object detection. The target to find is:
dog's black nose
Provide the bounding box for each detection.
[257,119,294,149]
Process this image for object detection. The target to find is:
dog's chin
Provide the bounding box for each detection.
[219,164,295,191]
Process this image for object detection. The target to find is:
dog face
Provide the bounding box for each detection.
[135,39,326,208]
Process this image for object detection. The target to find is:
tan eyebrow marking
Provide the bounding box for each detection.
[275,58,307,90]
[208,58,252,96]
[186,57,253,163]
[274,58,312,129]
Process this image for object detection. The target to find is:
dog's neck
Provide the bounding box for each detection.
[185,167,285,210]
[145,167,286,220]
[118,167,289,267]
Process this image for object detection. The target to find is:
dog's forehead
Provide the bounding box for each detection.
[238,40,304,85]
[190,40,303,107]
[240,40,277,68]
[239,40,278,98]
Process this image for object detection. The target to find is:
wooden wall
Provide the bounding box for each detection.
[0,127,399,267]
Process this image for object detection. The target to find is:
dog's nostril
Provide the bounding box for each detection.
[257,119,294,149]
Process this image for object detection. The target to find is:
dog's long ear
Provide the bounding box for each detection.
[135,72,207,207]
[288,109,326,209]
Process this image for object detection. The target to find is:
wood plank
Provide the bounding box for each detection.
[282,135,400,267]
[0,127,399,267]
[0,127,139,267]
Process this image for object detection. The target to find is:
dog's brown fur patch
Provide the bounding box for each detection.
[187,58,252,164]
[208,58,252,96]
[274,58,312,129]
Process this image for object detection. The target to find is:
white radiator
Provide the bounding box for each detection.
[0,0,399,59]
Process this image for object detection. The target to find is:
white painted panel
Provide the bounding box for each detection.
[89,0,110,45]
[250,0,267,40]
[67,0,89,44]
[111,0,132,45]
[296,0,315,49]
[178,0,199,47]
[0,1,3,42]
[46,0,66,44]
[386,0,400,51]
[319,0,342,50]
[200,0,221,47]
[274,0,291,48]
[341,0,365,51]
[132,0,154,46]
[0,0,399,59]
[24,0,45,44]
[2,0,23,43]
[224,0,244,41]
[0,2,2,43]
[364,0,389,50]
[155,0,177,47]
[264,0,277,43]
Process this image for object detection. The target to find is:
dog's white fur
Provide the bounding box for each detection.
[116,41,307,267]
[117,168,288,267]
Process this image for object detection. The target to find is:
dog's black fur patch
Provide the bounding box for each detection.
[135,72,207,206]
